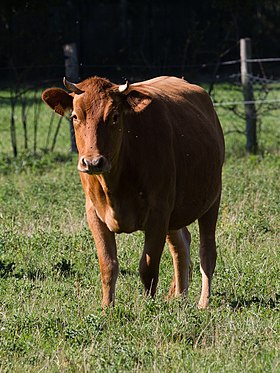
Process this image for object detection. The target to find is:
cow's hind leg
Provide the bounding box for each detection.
[166,227,192,298]
[197,195,220,309]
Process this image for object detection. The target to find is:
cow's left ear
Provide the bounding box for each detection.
[110,85,152,113]
[125,90,152,113]
[42,88,73,116]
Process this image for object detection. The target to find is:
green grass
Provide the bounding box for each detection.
[0,90,71,155]
[0,85,279,372]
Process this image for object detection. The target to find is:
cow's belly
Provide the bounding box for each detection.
[96,178,221,233]
[169,197,216,229]
[169,175,222,229]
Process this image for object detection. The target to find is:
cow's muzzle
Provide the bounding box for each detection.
[78,155,111,174]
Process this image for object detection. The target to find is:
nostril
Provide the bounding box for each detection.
[92,156,104,168]
[80,157,92,170]
[81,157,90,168]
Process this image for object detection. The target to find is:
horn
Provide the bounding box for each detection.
[118,80,129,93]
[63,77,84,94]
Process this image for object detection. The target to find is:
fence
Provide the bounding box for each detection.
[0,38,280,158]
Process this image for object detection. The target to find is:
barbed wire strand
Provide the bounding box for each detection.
[1,56,280,72]
[213,98,280,107]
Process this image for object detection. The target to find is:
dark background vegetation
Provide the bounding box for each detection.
[0,2,279,370]
[1,0,280,86]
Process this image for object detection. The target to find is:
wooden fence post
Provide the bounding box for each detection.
[240,38,258,153]
[63,43,79,153]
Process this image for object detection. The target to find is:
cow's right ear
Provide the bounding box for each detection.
[42,88,73,116]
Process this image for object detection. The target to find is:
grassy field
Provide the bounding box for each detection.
[0,84,279,372]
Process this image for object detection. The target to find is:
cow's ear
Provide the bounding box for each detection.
[42,88,73,116]
[125,90,152,113]
[109,87,152,113]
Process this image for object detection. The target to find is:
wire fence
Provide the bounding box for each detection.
[0,52,280,158]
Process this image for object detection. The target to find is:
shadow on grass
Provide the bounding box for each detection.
[0,260,15,277]
[229,295,279,310]
[0,260,46,280]
[52,258,76,278]
[216,291,280,310]
[0,258,77,280]
[119,268,136,276]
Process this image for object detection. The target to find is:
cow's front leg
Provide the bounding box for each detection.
[86,200,119,307]
[139,224,167,297]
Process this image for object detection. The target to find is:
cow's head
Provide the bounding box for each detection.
[42,77,152,175]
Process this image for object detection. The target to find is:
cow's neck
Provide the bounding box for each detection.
[96,174,115,199]
[96,160,123,203]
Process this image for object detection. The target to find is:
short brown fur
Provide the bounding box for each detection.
[42,75,224,308]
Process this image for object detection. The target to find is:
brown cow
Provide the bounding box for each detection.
[42,75,224,309]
